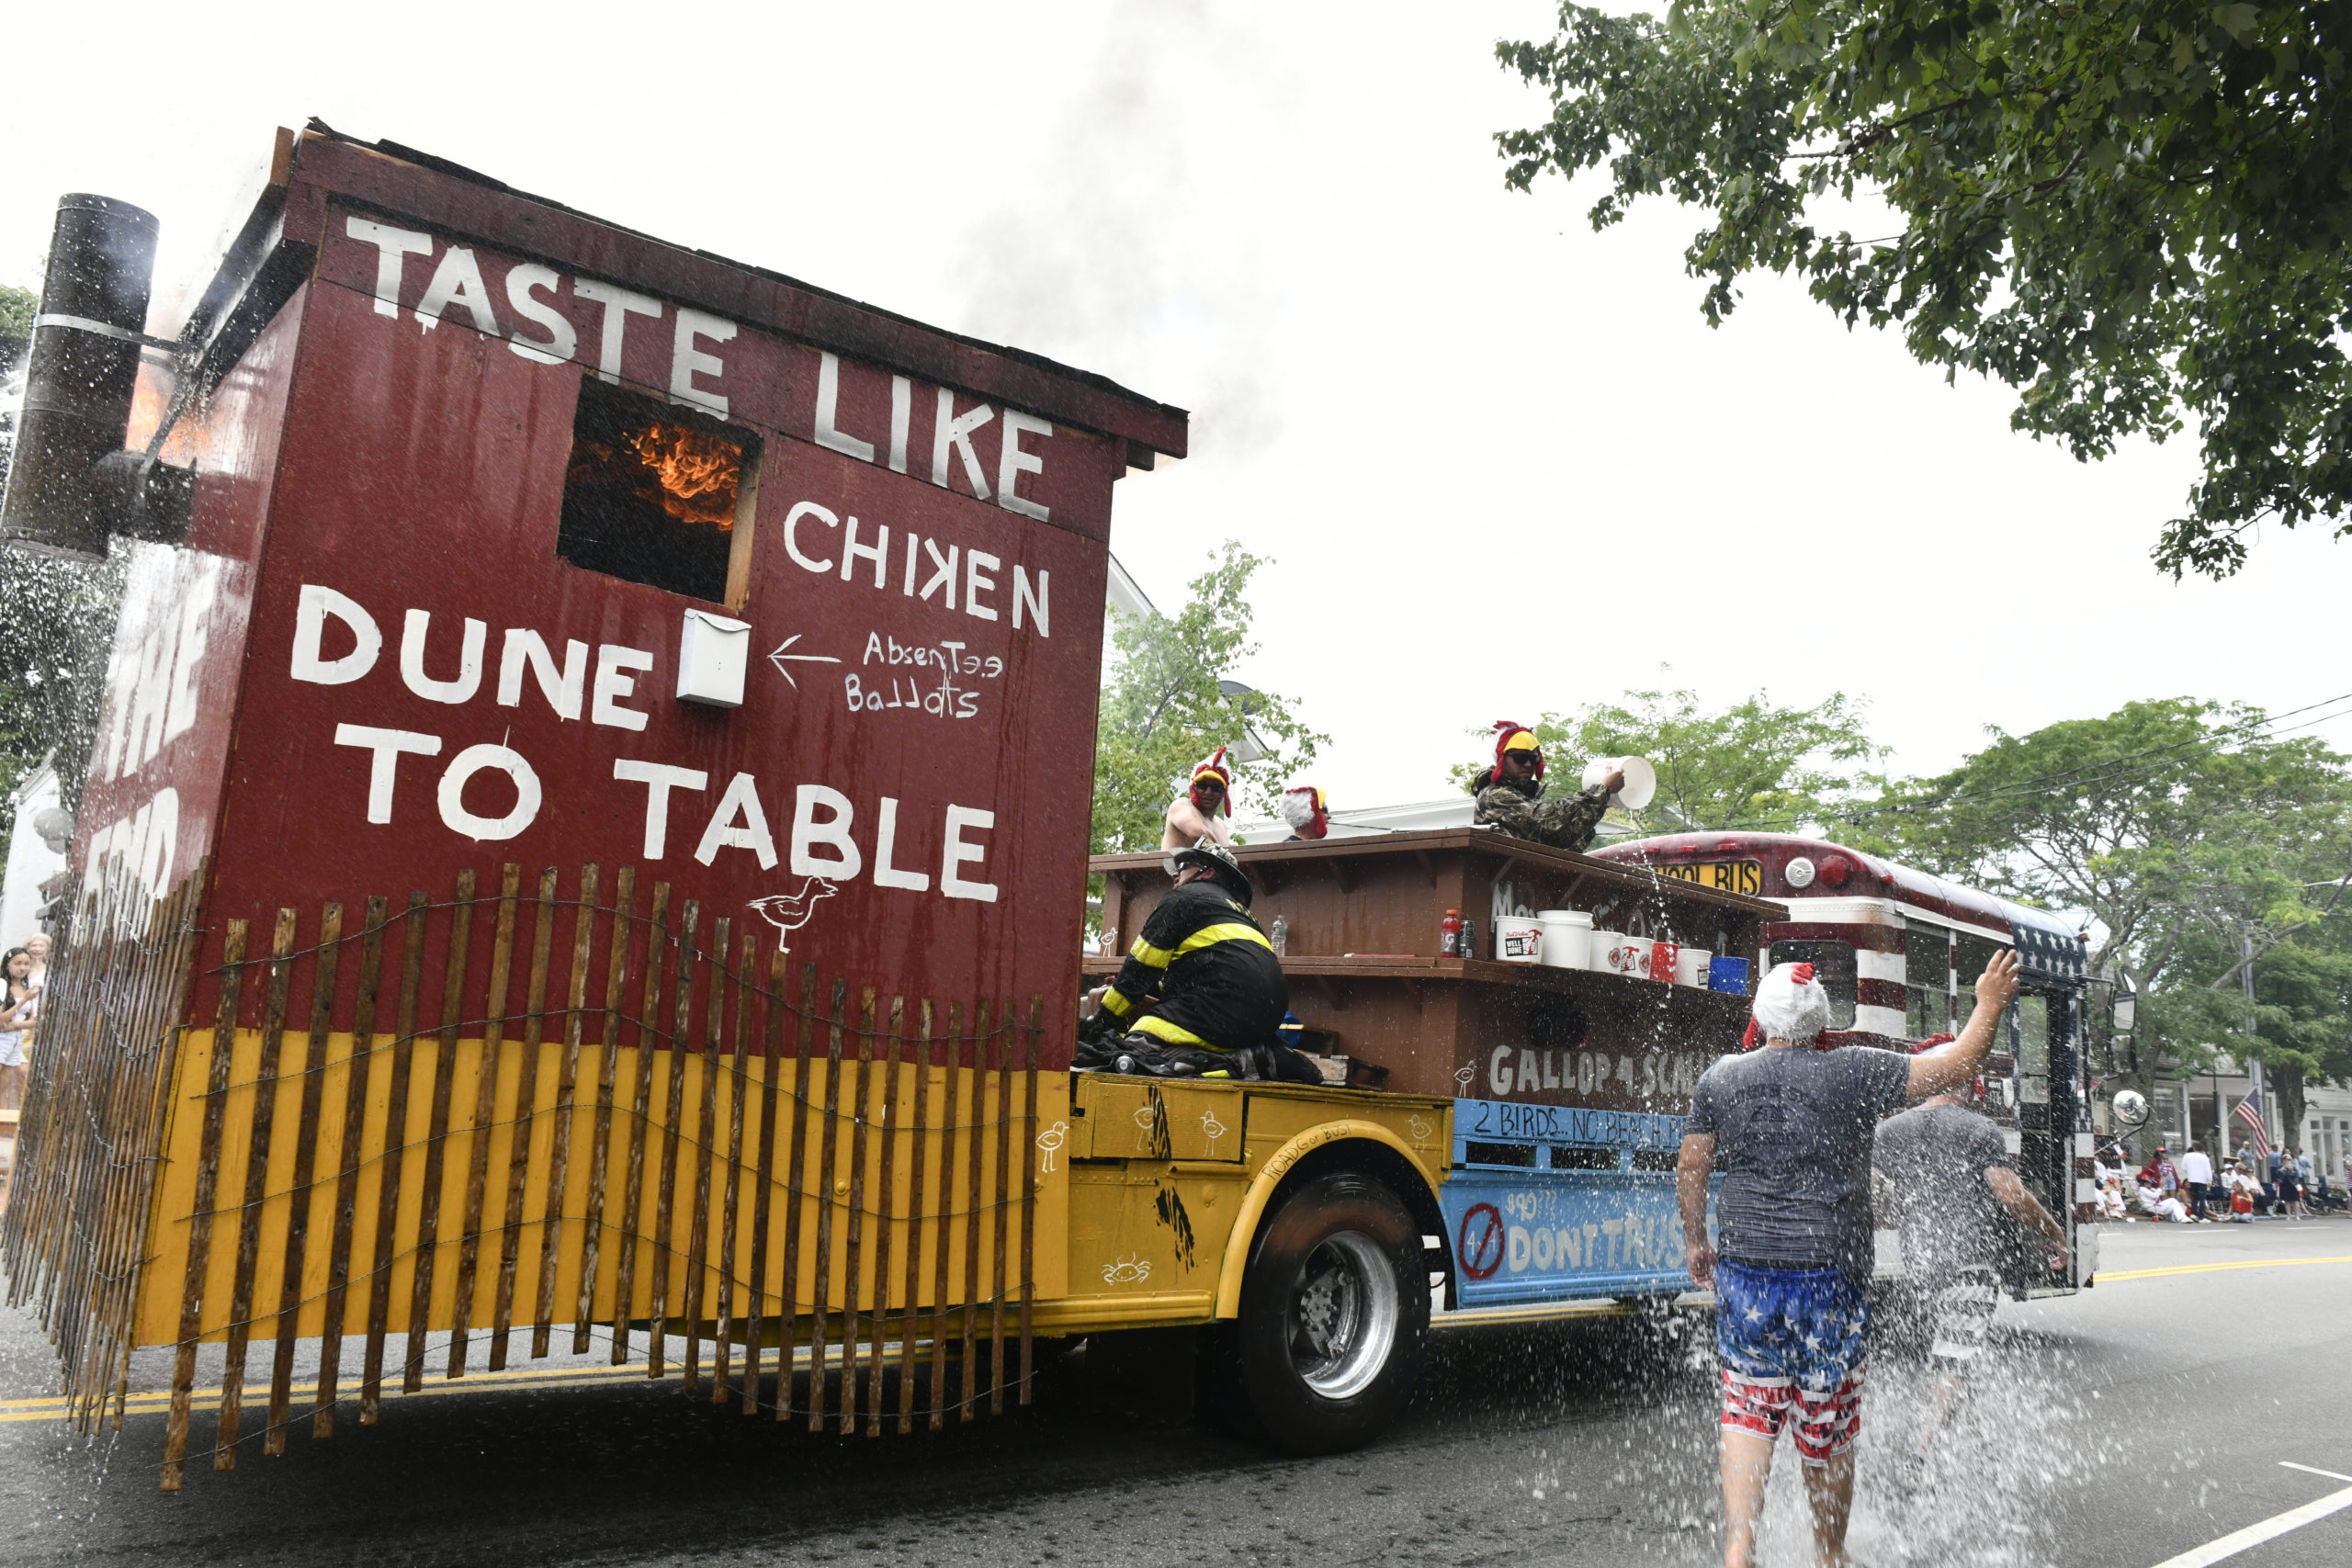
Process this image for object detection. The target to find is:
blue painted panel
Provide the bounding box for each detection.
[1440,1167,1717,1308]
[1453,1097,1687,1157]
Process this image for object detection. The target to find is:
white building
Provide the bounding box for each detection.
[2135,1055,2352,1188]
[0,755,68,948]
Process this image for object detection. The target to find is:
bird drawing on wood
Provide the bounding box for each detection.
[747,876,839,953]
[1035,1120,1069,1174]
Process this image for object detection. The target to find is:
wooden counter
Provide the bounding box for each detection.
[1089,829,1782,1111]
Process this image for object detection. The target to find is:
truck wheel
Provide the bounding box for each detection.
[1235,1171,1428,1454]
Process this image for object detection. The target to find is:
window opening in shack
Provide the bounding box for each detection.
[1765,940,1856,1031]
[558,378,760,606]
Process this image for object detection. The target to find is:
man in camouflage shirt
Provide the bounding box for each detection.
[1471,722,1622,852]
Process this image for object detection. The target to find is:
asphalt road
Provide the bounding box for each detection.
[4,1218,2346,1567]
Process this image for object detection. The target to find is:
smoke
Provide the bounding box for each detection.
[950,4,1292,459]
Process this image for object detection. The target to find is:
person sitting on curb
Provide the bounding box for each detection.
[2227,1168,2256,1223]
[1470,721,1621,852]
[1678,948,2020,1568]
[1077,840,1318,1083]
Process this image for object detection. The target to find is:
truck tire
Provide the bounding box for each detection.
[1234,1170,1428,1454]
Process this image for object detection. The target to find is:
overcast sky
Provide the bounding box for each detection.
[7,2,2345,814]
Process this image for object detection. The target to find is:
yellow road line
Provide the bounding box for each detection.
[0,1341,869,1423]
[0,1361,672,1422]
[2098,1255,2352,1282]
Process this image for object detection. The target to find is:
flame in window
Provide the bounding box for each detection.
[625,421,741,528]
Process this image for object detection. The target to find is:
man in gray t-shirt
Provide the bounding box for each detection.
[1678,950,2020,1568]
[1874,1100,2017,1280]
[1872,1084,2065,1485]
[1685,1043,1912,1278]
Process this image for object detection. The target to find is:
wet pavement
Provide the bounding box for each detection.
[3,1217,2346,1566]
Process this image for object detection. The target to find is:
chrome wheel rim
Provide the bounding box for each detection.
[1286,1230,1397,1400]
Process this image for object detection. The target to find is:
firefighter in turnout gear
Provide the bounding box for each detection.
[1471,721,1621,852]
[1078,840,1317,1082]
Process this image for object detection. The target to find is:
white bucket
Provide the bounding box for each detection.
[1592,931,1640,976]
[1675,947,1713,987]
[1537,909,1591,970]
[1494,915,1543,963]
[1580,755,1658,811]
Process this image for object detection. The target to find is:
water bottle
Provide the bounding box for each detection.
[1440,908,1461,956]
[1269,913,1288,958]
[1462,916,1478,961]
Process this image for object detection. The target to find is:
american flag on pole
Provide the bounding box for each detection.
[2234,1083,2273,1161]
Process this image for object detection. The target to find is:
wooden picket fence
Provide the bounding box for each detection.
[0,861,206,1447]
[1,862,1045,1490]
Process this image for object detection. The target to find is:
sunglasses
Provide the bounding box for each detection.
[1193,779,1226,795]
[1503,749,1541,763]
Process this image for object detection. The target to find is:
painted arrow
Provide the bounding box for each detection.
[766,634,842,689]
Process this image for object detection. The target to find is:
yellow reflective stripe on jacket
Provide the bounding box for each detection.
[1129,935,1177,970]
[1174,921,1272,958]
[1099,987,1134,1019]
[1132,1013,1227,1048]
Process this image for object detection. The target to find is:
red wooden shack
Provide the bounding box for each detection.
[0,125,1188,1481]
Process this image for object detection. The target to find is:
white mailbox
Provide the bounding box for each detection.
[675,609,751,707]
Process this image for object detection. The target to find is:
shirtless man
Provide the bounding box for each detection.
[1161,747,1235,870]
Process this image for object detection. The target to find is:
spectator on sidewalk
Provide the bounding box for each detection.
[2135,1179,2188,1223]
[2179,1143,2215,1221]
[2139,1146,2183,1206]
[2282,1149,2311,1220]
[2227,1171,2256,1223]
[1679,949,2021,1568]
[0,946,35,1113]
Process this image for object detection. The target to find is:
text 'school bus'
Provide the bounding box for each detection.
[5,126,1479,1485]
[1591,832,2095,1298]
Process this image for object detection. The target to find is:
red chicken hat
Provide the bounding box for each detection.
[1491,720,1544,782]
[1190,746,1232,815]
[1279,784,1329,840]
[1741,961,1826,1049]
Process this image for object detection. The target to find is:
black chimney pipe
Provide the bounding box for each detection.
[0,194,163,560]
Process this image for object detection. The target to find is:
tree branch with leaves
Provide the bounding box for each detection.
[1497,2,2352,579]
[1091,543,1327,857]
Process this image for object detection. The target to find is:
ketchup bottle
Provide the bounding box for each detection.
[1440,908,1462,957]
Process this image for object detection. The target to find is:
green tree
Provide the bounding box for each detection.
[1091,543,1326,857]
[1457,682,1883,832]
[2242,928,2352,1154]
[0,282,33,383]
[2150,913,2352,1153]
[1497,3,2352,579]
[1867,698,2352,1105]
